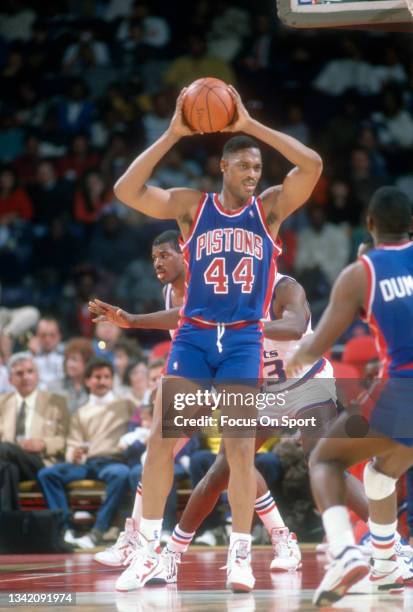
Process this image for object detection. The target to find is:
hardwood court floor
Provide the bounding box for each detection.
[0,546,411,611]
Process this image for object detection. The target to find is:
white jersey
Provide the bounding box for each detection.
[262,274,336,413]
[164,283,175,339]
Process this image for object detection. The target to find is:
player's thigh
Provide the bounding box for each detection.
[297,401,338,459]
[373,445,413,479]
[308,412,400,470]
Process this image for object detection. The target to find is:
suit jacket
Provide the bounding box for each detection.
[66,398,134,462]
[0,391,68,465]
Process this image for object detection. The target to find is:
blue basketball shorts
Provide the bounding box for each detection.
[165,321,263,385]
[369,376,413,447]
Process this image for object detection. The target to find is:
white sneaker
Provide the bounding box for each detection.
[313,545,369,607]
[226,539,255,593]
[64,530,77,545]
[94,518,139,567]
[116,533,166,592]
[161,547,181,583]
[270,527,302,572]
[74,534,96,549]
[395,532,413,560]
[398,553,413,585]
[348,556,404,595]
[194,530,217,546]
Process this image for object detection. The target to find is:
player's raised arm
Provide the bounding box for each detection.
[263,279,310,341]
[285,262,367,376]
[114,90,202,220]
[224,86,322,228]
[89,299,180,330]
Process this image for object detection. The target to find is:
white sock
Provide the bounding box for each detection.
[131,481,142,524]
[230,532,252,550]
[167,524,195,553]
[369,519,397,560]
[140,517,163,546]
[322,506,355,558]
[254,491,285,531]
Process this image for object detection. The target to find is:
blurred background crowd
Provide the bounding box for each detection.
[1,0,413,548]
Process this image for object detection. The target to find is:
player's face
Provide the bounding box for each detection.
[85,367,113,397]
[152,243,184,284]
[221,148,262,201]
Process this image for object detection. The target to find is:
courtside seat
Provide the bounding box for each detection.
[19,480,46,510]
[342,335,379,377]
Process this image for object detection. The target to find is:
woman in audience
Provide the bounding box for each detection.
[48,337,94,413]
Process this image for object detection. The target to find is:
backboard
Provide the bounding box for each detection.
[277,0,413,30]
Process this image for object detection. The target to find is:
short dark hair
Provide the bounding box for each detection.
[123,357,148,385]
[368,187,411,234]
[222,136,261,158]
[152,230,181,253]
[85,357,114,379]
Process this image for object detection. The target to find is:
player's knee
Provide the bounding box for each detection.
[363,461,397,500]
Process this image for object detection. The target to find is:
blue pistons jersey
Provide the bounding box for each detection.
[181,192,282,324]
[360,241,413,377]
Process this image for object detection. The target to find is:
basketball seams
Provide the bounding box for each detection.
[205,89,214,132]
[209,88,233,123]
[188,85,207,132]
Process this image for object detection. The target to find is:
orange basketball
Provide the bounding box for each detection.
[182,78,235,133]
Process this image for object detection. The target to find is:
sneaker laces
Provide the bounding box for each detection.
[162,548,181,579]
[272,529,290,559]
[124,535,147,567]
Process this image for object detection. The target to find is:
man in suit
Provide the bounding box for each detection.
[0,352,68,511]
[38,358,134,547]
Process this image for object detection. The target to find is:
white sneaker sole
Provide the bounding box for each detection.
[94,555,124,568]
[314,564,369,607]
[270,560,302,572]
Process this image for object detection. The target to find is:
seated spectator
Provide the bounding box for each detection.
[37,358,134,548]
[0,165,33,224]
[29,160,74,226]
[48,338,94,414]
[29,317,64,389]
[93,320,122,364]
[13,134,42,186]
[74,169,112,226]
[147,358,165,395]
[294,205,351,288]
[164,32,236,91]
[118,359,149,418]
[142,90,173,148]
[371,86,413,150]
[0,352,68,511]
[113,339,143,394]
[62,30,110,74]
[55,81,95,137]
[87,209,143,275]
[57,134,101,182]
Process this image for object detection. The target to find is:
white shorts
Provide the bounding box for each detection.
[262,359,337,418]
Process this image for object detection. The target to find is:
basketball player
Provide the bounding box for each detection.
[286,187,413,606]
[90,272,371,581]
[109,85,322,592]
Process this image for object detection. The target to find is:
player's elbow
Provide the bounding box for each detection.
[114,177,145,205]
[309,151,323,176]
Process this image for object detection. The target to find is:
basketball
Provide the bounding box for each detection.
[182,78,235,133]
